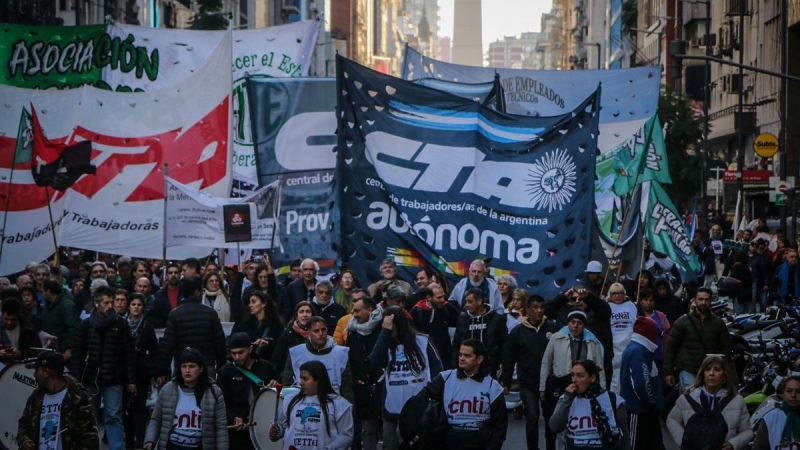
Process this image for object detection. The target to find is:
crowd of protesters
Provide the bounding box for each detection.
[3,218,800,450]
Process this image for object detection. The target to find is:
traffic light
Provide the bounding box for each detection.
[669,40,687,80]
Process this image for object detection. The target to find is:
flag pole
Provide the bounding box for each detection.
[44,186,60,268]
[162,164,169,266]
[0,162,17,266]
[636,235,648,301]
[269,176,283,251]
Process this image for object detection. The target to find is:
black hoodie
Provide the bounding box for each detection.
[411,299,459,369]
[452,306,507,376]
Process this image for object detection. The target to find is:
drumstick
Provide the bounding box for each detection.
[226,422,257,430]
[272,383,283,424]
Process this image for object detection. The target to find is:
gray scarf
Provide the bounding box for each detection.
[347,308,383,336]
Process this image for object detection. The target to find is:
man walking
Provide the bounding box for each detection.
[415,339,507,450]
[281,316,354,401]
[216,332,280,450]
[503,294,559,450]
[664,287,731,389]
[70,286,136,450]
[18,350,98,450]
[620,317,664,450]
[452,288,507,378]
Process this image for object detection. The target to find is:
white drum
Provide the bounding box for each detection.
[249,387,301,450]
[0,363,38,450]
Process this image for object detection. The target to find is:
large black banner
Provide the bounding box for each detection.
[336,56,602,297]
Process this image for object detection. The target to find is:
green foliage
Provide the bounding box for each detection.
[621,0,638,36]
[658,86,704,209]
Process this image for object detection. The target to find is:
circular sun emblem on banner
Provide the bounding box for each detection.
[526,148,578,212]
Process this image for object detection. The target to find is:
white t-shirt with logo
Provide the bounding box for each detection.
[442,370,503,433]
[564,392,623,447]
[39,388,67,450]
[168,388,202,450]
[280,393,352,450]
[384,335,432,415]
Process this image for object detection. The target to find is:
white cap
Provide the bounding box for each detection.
[585,260,602,273]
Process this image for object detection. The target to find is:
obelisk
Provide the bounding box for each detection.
[451,0,483,66]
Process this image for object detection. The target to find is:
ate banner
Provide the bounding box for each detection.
[247,77,339,273]
[0,33,233,275]
[336,56,601,296]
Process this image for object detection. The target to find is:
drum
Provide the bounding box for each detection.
[0,363,38,450]
[249,387,301,450]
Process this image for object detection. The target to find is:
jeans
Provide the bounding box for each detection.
[383,418,400,450]
[92,385,125,450]
[519,385,555,450]
[679,370,696,391]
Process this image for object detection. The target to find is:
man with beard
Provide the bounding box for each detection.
[70,286,136,450]
[17,351,98,450]
[411,283,459,369]
[282,316,353,401]
[449,259,503,312]
[216,332,280,450]
[503,294,559,450]
[452,288,507,378]
[368,258,413,298]
[346,297,384,450]
[149,262,180,328]
[664,287,731,390]
[404,268,435,310]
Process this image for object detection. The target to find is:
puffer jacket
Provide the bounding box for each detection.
[40,292,80,353]
[663,311,731,376]
[539,327,606,391]
[666,388,753,450]
[17,376,98,450]
[158,298,227,376]
[70,310,136,388]
[145,381,228,450]
[452,307,507,375]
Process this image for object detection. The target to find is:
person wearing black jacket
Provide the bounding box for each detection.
[312,280,346,335]
[238,261,284,324]
[503,294,559,450]
[452,288,507,377]
[217,332,280,450]
[124,293,159,449]
[157,277,227,380]
[411,284,459,369]
[0,298,40,361]
[545,285,613,390]
[69,285,136,450]
[232,290,284,361]
[345,297,383,450]
[415,338,507,450]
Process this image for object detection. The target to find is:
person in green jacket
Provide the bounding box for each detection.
[40,280,80,358]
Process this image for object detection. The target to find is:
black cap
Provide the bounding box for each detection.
[26,350,65,373]
[228,332,252,349]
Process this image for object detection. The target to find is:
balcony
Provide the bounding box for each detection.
[726,0,751,16]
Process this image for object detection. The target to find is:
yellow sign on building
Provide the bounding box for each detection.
[753,133,779,158]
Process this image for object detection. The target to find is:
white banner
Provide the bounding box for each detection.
[164,178,280,249]
[0,33,233,275]
[106,21,321,188]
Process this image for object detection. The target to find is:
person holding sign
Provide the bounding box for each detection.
[269,360,353,450]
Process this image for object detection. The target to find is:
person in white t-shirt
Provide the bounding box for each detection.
[606,283,637,394]
[17,350,98,450]
[270,360,353,450]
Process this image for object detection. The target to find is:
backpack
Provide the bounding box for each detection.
[680,393,732,450]
[398,395,446,449]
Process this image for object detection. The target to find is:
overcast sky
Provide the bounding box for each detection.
[437,0,553,51]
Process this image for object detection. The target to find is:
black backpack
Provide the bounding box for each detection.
[680,393,732,450]
[398,395,447,449]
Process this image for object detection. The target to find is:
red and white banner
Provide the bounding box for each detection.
[0,34,232,275]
